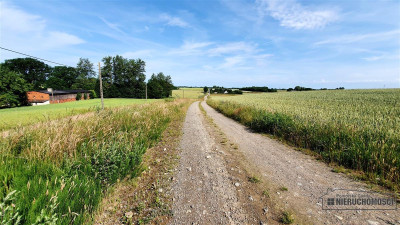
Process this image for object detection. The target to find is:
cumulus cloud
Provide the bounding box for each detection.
[160,14,190,28]
[257,0,338,29]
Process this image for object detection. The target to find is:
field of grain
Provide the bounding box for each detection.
[0,98,160,131]
[172,88,204,99]
[0,100,189,224]
[207,89,400,189]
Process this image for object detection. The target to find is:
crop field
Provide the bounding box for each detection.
[0,98,159,131]
[172,88,204,99]
[0,100,189,224]
[207,89,400,189]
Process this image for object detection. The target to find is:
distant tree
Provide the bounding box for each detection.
[0,65,32,107]
[3,58,50,90]
[100,55,146,98]
[46,66,77,89]
[203,86,208,93]
[76,92,82,101]
[240,86,277,92]
[290,86,313,91]
[72,58,96,90]
[147,72,175,98]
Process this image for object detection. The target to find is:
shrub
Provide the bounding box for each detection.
[76,92,82,101]
[89,90,97,99]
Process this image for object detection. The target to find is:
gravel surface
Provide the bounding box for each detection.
[170,102,250,224]
[201,100,400,225]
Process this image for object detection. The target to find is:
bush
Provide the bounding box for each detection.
[76,92,82,101]
[83,93,88,100]
[89,90,97,99]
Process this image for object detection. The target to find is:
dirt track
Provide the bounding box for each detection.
[170,102,258,224]
[170,99,400,224]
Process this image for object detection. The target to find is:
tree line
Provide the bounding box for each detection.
[0,56,175,108]
[240,86,277,92]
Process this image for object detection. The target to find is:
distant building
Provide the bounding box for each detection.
[27,90,90,106]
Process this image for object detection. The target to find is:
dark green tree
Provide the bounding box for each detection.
[72,58,96,90]
[203,86,208,93]
[99,55,146,98]
[46,66,77,89]
[76,92,82,101]
[0,65,32,107]
[3,58,50,90]
[147,72,175,98]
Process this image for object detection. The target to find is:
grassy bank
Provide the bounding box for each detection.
[0,100,188,224]
[207,89,400,190]
[0,98,160,131]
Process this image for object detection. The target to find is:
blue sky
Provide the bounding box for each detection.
[0,0,399,88]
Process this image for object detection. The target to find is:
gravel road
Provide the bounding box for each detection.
[201,100,400,225]
[170,102,251,224]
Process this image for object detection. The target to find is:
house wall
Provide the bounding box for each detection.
[49,93,90,104]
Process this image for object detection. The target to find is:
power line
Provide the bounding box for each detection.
[0,46,72,67]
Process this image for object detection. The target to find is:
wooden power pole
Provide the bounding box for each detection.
[98,62,104,110]
[145,82,148,100]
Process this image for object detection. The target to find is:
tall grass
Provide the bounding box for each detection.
[207,89,400,190]
[0,100,187,224]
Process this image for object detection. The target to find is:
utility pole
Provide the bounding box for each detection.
[98,62,104,110]
[145,82,148,100]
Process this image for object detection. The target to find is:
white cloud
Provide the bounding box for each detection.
[208,42,257,56]
[220,56,244,68]
[46,32,84,46]
[257,0,338,29]
[182,41,213,50]
[99,17,124,33]
[160,14,190,28]
[0,1,45,33]
[0,2,84,55]
[122,50,153,59]
[168,41,213,56]
[314,30,400,46]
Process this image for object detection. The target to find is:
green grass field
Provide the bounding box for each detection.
[172,88,204,99]
[0,100,189,224]
[208,89,400,189]
[0,98,159,131]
